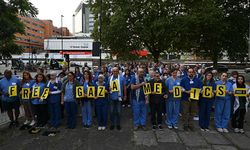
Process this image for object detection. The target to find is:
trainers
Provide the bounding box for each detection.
[193,116,199,121]
[133,126,139,131]
[167,125,173,129]
[234,128,240,133]
[122,105,126,108]
[30,120,36,126]
[189,126,195,131]
[158,125,163,130]
[127,104,131,108]
[102,127,106,130]
[110,125,115,130]
[8,121,15,129]
[222,128,229,133]
[184,126,189,131]
[23,120,30,125]
[141,126,147,131]
[173,126,178,129]
[98,126,102,131]
[200,128,205,132]
[205,128,210,132]
[239,129,244,134]
[217,128,223,133]
[152,125,157,130]
[117,125,121,130]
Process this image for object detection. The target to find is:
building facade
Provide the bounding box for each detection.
[15,16,70,53]
[74,0,95,34]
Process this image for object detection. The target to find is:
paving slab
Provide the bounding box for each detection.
[133,130,158,147]
[201,131,231,145]
[178,132,209,148]
[212,145,238,150]
[155,129,181,143]
[224,133,250,150]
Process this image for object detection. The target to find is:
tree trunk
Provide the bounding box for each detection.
[212,55,218,70]
[151,51,160,63]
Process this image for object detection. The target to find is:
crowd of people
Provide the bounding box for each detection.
[0,62,249,134]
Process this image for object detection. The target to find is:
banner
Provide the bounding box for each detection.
[143,83,151,95]
[202,86,213,98]
[21,88,30,100]
[8,86,17,97]
[97,86,105,98]
[41,88,50,99]
[216,85,226,97]
[32,87,40,98]
[173,86,182,98]
[154,83,162,94]
[111,80,119,92]
[190,88,201,100]
[87,86,95,98]
[234,88,247,97]
[76,86,84,98]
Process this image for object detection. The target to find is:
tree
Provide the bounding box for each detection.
[174,0,250,68]
[91,0,178,62]
[0,0,38,58]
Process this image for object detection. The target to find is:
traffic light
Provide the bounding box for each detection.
[64,54,70,62]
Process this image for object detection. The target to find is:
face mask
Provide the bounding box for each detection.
[164,76,167,79]
[177,73,181,77]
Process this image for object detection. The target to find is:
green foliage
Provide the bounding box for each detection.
[91,0,250,65]
[0,0,38,57]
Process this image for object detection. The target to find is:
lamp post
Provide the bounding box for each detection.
[61,15,64,58]
[99,0,103,67]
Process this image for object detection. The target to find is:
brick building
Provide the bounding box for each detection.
[15,16,70,53]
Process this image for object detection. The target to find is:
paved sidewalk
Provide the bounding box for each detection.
[0,108,250,150]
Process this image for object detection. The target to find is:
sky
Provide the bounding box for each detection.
[29,0,82,32]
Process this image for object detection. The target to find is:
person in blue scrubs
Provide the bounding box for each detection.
[0,70,21,128]
[75,67,83,82]
[94,74,109,130]
[108,67,127,130]
[131,68,148,130]
[199,72,216,131]
[215,72,233,133]
[123,68,132,108]
[31,73,48,127]
[20,71,35,126]
[47,71,62,129]
[165,69,182,129]
[61,72,80,129]
[81,70,94,128]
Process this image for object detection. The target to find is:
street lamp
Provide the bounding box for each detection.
[99,0,103,67]
[61,15,64,58]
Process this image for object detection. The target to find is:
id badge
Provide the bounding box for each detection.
[190,81,194,84]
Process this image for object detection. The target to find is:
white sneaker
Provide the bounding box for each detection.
[205,129,210,132]
[223,128,229,133]
[102,127,106,130]
[217,128,223,133]
[23,120,30,125]
[234,128,239,133]
[200,128,205,132]
[98,127,102,131]
[167,125,173,129]
[193,116,199,121]
[127,105,131,108]
[30,120,36,126]
[173,126,178,129]
[239,129,244,134]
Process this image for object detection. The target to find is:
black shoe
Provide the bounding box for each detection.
[158,125,163,130]
[110,125,115,130]
[117,125,121,130]
[141,125,147,131]
[189,126,195,131]
[8,121,15,129]
[86,125,91,129]
[14,121,20,127]
[183,126,189,131]
[152,125,157,131]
